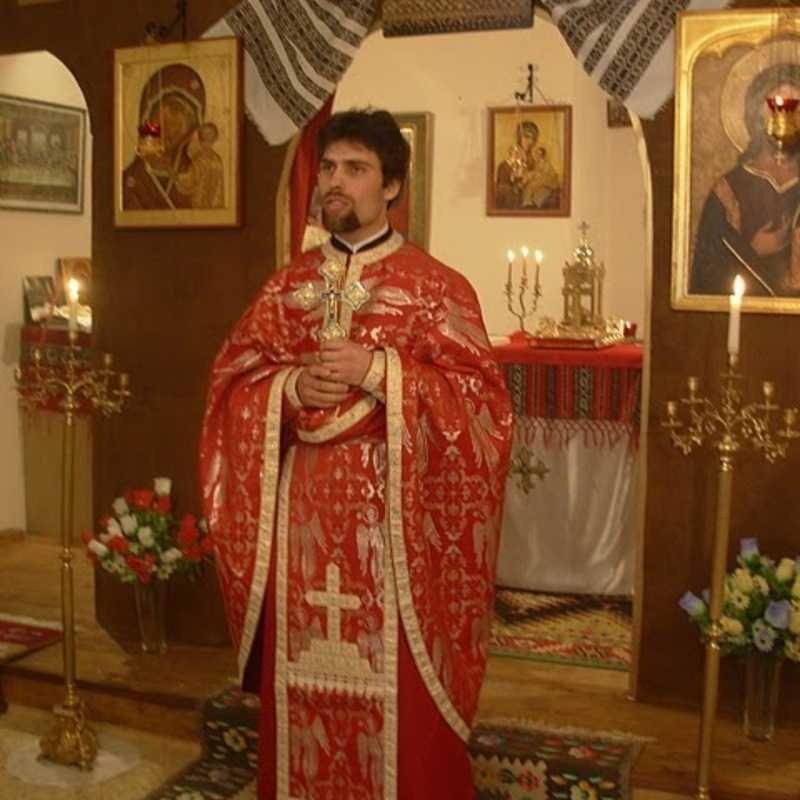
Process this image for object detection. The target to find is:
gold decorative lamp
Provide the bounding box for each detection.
[14,287,130,769]
[534,222,622,348]
[662,276,799,799]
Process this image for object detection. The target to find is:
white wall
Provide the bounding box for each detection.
[0,51,92,531]
[334,19,648,337]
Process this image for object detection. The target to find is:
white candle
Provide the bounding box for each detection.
[534,249,543,286]
[67,278,80,333]
[520,245,529,283]
[727,275,745,355]
[506,249,515,285]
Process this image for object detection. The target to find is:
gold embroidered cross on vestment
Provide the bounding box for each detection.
[293,260,371,340]
[306,562,361,646]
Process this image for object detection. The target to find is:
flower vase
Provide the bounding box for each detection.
[743,651,782,741]
[133,580,167,654]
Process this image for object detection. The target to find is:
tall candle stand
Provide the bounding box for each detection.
[14,330,130,769]
[662,353,798,800]
[505,247,543,337]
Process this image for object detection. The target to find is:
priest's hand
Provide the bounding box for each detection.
[319,339,373,386]
[296,363,349,408]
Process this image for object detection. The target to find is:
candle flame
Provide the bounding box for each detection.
[733,275,745,298]
[67,278,80,303]
[534,249,544,264]
[507,249,515,263]
[520,246,529,258]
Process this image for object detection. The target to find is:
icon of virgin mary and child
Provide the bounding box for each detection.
[122,63,224,211]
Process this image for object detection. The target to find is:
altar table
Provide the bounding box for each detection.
[493,341,643,595]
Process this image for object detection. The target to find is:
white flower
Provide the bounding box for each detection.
[161,548,182,564]
[153,477,172,497]
[730,590,750,611]
[106,518,122,538]
[120,514,138,535]
[112,497,129,516]
[733,568,754,593]
[720,616,744,636]
[777,558,796,583]
[754,575,770,595]
[88,540,109,557]
[137,526,155,547]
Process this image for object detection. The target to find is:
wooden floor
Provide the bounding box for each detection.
[2,535,799,799]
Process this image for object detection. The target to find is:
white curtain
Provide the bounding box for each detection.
[497,421,637,595]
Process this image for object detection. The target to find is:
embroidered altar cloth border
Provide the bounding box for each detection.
[493,343,643,427]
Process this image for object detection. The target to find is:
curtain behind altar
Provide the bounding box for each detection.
[497,427,637,595]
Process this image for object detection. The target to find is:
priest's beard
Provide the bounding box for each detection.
[322,206,361,234]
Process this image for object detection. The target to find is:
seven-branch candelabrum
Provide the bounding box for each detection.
[13,329,130,770]
[661,352,798,800]
[662,354,799,461]
[505,247,543,334]
[15,331,130,420]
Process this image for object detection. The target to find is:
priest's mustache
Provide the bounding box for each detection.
[323,193,352,204]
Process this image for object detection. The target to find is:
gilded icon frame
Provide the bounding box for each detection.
[486,104,572,218]
[113,37,242,229]
[672,9,800,313]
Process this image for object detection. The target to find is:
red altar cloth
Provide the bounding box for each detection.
[492,341,643,369]
[493,342,643,434]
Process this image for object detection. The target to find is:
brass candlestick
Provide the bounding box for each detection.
[504,247,542,335]
[15,329,130,769]
[662,353,798,800]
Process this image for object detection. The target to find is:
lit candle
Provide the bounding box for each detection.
[520,245,529,284]
[534,249,543,287]
[67,278,80,333]
[727,275,745,355]
[506,249,515,285]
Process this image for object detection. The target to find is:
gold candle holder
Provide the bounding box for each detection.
[504,247,542,335]
[662,353,798,799]
[15,329,130,769]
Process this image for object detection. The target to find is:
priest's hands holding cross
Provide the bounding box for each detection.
[296,340,373,408]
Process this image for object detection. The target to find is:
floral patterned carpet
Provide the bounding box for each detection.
[490,589,633,671]
[146,690,646,800]
[0,614,61,664]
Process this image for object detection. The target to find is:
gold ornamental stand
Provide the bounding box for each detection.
[662,353,798,800]
[15,329,130,769]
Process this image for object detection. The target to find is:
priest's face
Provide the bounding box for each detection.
[318,139,400,242]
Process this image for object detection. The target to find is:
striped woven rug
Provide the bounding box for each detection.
[490,589,632,671]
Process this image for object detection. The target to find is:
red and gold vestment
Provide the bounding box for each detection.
[200,233,512,799]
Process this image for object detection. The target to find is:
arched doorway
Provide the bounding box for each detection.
[0,50,93,537]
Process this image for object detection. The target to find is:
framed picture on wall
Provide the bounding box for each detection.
[486,105,572,218]
[113,37,243,229]
[389,112,433,248]
[0,94,86,214]
[672,9,800,313]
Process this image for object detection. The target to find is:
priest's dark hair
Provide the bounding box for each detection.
[318,108,410,207]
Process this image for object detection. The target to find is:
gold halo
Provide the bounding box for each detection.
[720,39,800,153]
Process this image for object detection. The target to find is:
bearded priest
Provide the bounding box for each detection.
[200,108,512,800]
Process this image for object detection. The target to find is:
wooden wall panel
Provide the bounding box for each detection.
[638,0,800,721]
[0,0,289,645]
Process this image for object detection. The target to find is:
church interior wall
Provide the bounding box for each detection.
[2,0,799,722]
[0,50,92,534]
[334,20,648,337]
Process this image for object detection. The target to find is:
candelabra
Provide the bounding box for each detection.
[662,353,798,800]
[15,330,130,769]
[504,247,542,335]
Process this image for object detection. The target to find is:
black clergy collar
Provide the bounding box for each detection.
[330,223,392,255]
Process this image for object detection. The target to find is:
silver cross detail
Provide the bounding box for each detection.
[293,260,371,340]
